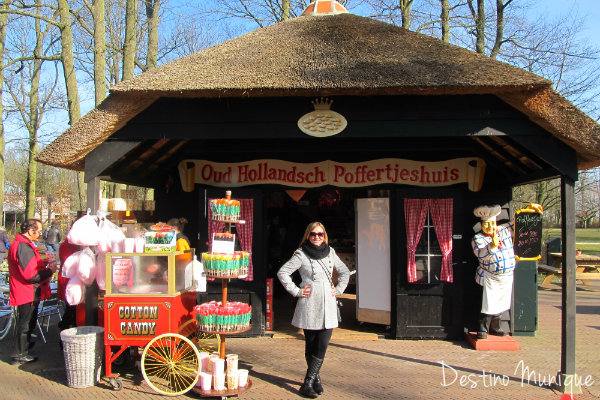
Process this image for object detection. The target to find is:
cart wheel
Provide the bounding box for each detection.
[141,333,201,396]
[179,318,221,353]
[109,377,123,391]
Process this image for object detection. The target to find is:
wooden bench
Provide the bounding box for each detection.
[538,263,600,285]
[538,264,561,285]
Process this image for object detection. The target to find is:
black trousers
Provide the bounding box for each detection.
[303,328,332,360]
[14,301,39,356]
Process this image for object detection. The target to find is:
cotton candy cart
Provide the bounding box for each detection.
[103,249,220,395]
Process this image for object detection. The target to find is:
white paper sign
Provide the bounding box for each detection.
[211,233,235,254]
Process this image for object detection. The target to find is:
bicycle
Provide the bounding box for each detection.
[0,288,15,341]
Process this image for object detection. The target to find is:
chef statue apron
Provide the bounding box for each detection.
[471,204,515,339]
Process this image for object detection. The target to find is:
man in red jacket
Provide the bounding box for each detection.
[8,219,58,365]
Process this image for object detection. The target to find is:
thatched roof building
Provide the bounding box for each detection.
[38,13,600,171]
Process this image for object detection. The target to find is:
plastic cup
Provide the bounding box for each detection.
[111,239,124,253]
[238,369,249,387]
[135,238,145,253]
[213,373,226,390]
[200,372,212,391]
[212,358,225,375]
[199,351,210,372]
[226,354,238,376]
[227,373,239,390]
[124,238,135,253]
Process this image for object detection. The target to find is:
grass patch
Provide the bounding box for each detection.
[544,228,600,255]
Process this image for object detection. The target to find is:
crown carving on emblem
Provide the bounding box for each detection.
[312,97,333,110]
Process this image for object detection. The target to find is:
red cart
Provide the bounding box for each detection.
[103,250,218,395]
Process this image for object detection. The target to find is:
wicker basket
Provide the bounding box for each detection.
[60,326,104,388]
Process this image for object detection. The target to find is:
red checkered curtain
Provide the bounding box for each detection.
[404,198,429,283]
[430,198,453,283]
[236,199,254,281]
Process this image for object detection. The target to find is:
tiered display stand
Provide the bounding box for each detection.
[193,194,252,398]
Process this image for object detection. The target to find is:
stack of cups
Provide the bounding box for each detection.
[206,354,219,374]
[199,352,210,373]
[226,354,239,389]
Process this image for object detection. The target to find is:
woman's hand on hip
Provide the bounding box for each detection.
[301,285,312,297]
[331,286,338,297]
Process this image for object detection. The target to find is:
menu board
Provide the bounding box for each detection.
[514,209,543,260]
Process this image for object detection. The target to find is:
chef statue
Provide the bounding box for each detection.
[471,204,515,339]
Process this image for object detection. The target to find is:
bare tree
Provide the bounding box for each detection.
[4,0,62,218]
[0,0,10,223]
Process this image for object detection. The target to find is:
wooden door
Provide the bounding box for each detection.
[391,189,463,339]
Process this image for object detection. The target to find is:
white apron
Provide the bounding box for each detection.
[480,270,513,315]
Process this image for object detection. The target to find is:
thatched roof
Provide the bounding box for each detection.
[38,13,600,170]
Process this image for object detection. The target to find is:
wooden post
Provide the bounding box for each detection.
[560,175,581,394]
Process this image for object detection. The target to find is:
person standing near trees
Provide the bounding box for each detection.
[43,221,61,255]
[8,219,58,365]
[0,226,11,265]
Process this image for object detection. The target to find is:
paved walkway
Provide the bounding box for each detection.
[1,285,598,400]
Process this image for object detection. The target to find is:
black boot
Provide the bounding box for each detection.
[476,314,491,339]
[490,315,508,336]
[299,356,323,398]
[313,374,324,395]
[306,355,323,394]
[11,334,37,365]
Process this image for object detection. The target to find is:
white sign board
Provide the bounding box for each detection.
[355,198,391,325]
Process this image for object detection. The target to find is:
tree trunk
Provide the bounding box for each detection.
[57,0,81,125]
[0,1,10,224]
[282,0,290,21]
[490,0,507,59]
[145,0,160,69]
[440,0,449,42]
[93,0,107,105]
[25,0,44,219]
[468,0,486,54]
[400,0,413,29]
[122,0,137,80]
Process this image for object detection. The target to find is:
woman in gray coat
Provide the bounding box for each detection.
[277,222,350,398]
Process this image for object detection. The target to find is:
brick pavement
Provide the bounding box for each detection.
[0,285,598,400]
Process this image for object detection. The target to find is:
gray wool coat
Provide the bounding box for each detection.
[277,247,350,330]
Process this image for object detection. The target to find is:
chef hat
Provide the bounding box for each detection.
[473,205,501,221]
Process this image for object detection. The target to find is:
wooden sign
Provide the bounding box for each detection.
[514,208,543,261]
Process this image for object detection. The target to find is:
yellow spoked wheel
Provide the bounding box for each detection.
[179,318,221,353]
[141,333,201,396]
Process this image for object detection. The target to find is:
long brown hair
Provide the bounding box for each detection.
[299,221,328,246]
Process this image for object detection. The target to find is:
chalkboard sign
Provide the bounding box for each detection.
[514,209,543,260]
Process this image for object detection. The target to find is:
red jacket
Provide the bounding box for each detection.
[8,233,51,306]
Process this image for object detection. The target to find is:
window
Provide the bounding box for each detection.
[414,211,442,284]
[404,198,453,283]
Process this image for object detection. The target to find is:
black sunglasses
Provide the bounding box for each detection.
[309,232,324,238]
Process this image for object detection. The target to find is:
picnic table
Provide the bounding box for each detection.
[538,252,600,285]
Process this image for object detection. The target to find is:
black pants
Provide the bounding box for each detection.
[303,328,332,360]
[58,305,77,331]
[14,301,39,357]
